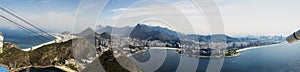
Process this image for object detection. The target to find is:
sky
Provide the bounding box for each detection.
[0,0,299,36]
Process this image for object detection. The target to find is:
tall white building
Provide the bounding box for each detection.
[0,32,3,53]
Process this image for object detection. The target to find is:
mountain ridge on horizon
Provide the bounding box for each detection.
[95,24,233,36]
[93,23,257,43]
[73,24,285,45]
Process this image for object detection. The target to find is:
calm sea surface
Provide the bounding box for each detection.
[0,28,54,49]
[131,42,300,72]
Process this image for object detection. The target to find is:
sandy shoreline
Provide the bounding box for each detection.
[55,66,76,72]
[174,43,284,58]
[21,33,73,51]
[236,43,283,52]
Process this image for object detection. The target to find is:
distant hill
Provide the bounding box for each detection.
[77,27,113,39]
[129,24,259,43]
[129,24,180,43]
[96,25,132,37]
[100,32,111,39]
[61,31,71,35]
[96,25,113,34]
[76,27,102,47]
[77,27,97,37]
[96,24,258,43]
[185,34,257,43]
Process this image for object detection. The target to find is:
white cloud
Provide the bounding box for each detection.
[102,0,214,34]
[109,1,200,19]
[102,0,300,36]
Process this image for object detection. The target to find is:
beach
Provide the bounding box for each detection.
[21,33,74,51]
[55,66,77,72]
[236,43,283,52]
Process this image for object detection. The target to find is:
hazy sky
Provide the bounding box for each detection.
[0,0,299,36]
[0,0,80,32]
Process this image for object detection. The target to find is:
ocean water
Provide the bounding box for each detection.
[0,28,55,49]
[221,42,300,72]
[131,42,300,72]
[0,66,9,72]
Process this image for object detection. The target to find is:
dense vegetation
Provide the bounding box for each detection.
[29,39,73,66]
[0,40,73,70]
[99,50,129,72]
[0,45,30,68]
[0,38,138,71]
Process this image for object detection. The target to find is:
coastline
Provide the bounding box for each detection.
[54,66,77,72]
[174,43,283,58]
[225,43,283,58]
[236,43,283,52]
[176,51,241,58]
[21,33,73,51]
[225,53,241,58]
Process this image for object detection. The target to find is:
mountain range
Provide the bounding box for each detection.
[81,24,258,43]
[96,25,132,37]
